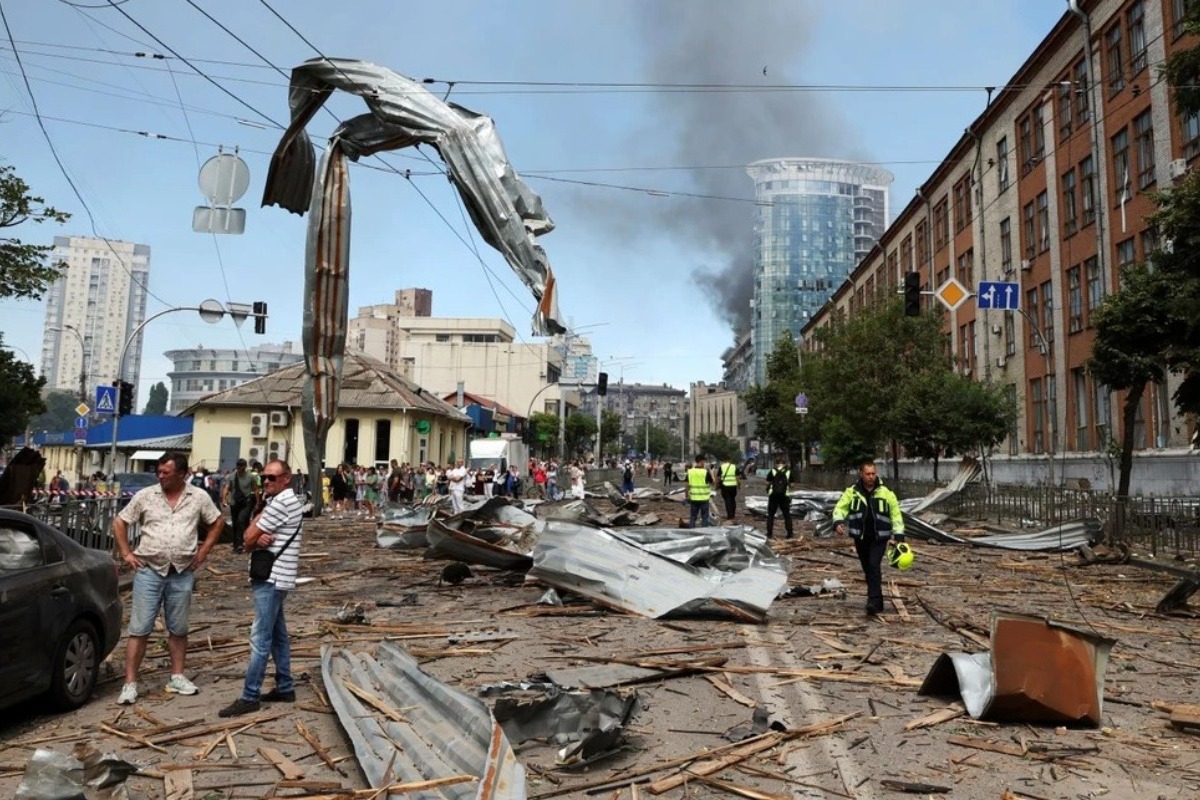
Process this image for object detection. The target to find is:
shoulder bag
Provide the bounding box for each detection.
[249,524,301,582]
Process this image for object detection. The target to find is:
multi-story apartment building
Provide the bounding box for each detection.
[40,236,151,397]
[721,330,754,392]
[747,159,893,384]
[165,342,305,413]
[804,0,1192,468]
[595,380,686,455]
[689,381,748,458]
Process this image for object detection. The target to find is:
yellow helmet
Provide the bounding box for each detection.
[887,541,915,570]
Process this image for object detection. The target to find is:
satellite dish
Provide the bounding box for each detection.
[198,299,225,325]
[198,153,250,205]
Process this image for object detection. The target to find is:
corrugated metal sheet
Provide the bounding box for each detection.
[528,521,789,622]
[427,519,533,572]
[322,641,526,799]
[904,516,1101,551]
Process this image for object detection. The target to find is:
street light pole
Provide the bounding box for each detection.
[52,325,88,486]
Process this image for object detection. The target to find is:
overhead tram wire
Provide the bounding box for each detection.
[0,0,170,308]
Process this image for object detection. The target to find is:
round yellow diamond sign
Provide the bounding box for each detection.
[935,277,969,312]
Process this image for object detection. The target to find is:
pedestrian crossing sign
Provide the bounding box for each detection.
[95,385,117,415]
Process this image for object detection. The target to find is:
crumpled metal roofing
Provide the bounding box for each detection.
[528,521,789,622]
[905,516,1102,551]
[322,641,526,799]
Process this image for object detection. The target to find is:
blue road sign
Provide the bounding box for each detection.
[977,281,1021,310]
[75,416,89,429]
[95,384,117,415]
[794,392,808,408]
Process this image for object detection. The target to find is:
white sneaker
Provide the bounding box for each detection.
[117,682,138,705]
[165,674,198,695]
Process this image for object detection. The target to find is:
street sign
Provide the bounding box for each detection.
[935,277,970,312]
[74,430,87,446]
[794,393,808,409]
[95,385,117,415]
[976,280,1021,310]
[74,416,88,430]
[75,402,90,417]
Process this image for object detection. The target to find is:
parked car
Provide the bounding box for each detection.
[0,509,122,711]
[111,471,157,497]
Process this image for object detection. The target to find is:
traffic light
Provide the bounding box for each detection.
[904,272,921,317]
[253,301,267,334]
[116,380,134,416]
[597,371,608,396]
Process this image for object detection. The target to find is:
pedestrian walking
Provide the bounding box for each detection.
[832,461,904,616]
[764,457,793,539]
[218,459,304,717]
[222,459,260,553]
[717,457,740,521]
[112,453,224,705]
[685,455,714,528]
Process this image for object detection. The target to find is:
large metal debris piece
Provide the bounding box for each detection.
[491,688,641,769]
[15,744,139,800]
[427,518,534,572]
[322,642,526,800]
[527,521,788,622]
[918,612,1115,726]
[376,505,436,549]
[904,516,1102,551]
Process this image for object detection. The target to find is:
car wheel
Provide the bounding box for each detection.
[49,619,99,711]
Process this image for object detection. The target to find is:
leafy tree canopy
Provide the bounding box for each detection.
[1,164,71,300]
[0,334,47,442]
[28,389,78,434]
[695,431,741,464]
[143,381,169,415]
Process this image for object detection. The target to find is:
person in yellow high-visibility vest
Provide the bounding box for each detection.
[717,458,740,522]
[685,455,715,528]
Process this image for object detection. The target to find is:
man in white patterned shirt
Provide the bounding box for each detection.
[113,452,224,705]
[220,459,304,717]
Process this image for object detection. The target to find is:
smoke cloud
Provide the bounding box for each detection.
[626,2,864,334]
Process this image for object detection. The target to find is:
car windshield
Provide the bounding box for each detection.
[112,473,156,490]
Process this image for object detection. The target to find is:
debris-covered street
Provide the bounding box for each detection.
[3,478,1199,800]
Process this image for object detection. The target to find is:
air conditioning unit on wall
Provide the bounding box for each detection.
[996,356,1008,369]
[1020,259,1033,271]
[247,445,265,463]
[249,413,267,439]
[268,441,287,461]
[269,410,290,427]
[1169,158,1189,181]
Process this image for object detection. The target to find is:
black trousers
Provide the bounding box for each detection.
[853,536,890,611]
[231,501,252,551]
[766,494,792,538]
[720,485,737,519]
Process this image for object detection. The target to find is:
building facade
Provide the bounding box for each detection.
[721,330,754,392]
[689,381,748,458]
[803,0,1193,476]
[164,342,305,413]
[747,159,893,384]
[40,236,151,397]
[593,381,686,457]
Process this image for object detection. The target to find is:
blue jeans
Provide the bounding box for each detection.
[129,566,195,636]
[243,581,291,701]
[688,500,711,528]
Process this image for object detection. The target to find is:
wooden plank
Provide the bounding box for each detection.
[1170,707,1200,733]
[258,745,305,780]
[887,580,911,622]
[948,735,1028,758]
[704,675,758,708]
[296,720,341,773]
[341,679,410,723]
[903,703,965,731]
[162,769,193,800]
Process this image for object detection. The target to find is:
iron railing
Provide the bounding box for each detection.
[5,498,139,552]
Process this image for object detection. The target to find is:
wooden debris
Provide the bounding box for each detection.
[903,703,965,731]
[879,778,951,793]
[1156,579,1200,613]
[688,772,791,800]
[162,769,193,800]
[1167,704,1200,733]
[341,679,410,722]
[704,675,758,708]
[296,720,341,773]
[258,745,305,780]
[98,723,168,754]
[887,580,911,621]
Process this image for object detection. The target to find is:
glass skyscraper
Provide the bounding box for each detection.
[747,158,892,384]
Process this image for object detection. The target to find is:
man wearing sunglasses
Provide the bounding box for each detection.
[219,459,304,717]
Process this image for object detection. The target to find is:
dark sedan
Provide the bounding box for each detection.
[0,508,122,711]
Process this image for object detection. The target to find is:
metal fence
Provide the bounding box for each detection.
[803,468,1200,556]
[6,498,139,552]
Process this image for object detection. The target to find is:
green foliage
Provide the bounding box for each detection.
[29,390,79,433]
[564,412,597,458]
[1161,1,1200,117]
[528,411,559,457]
[696,431,741,463]
[1146,173,1200,413]
[0,334,47,441]
[599,410,623,458]
[0,165,71,300]
[143,381,169,415]
[742,332,814,465]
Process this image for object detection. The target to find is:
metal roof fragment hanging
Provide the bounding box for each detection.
[261,58,566,497]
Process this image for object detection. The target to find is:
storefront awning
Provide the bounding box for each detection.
[129,450,166,462]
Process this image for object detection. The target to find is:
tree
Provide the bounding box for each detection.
[563,413,597,458]
[742,333,815,466]
[0,334,46,442]
[696,431,741,463]
[643,423,680,461]
[1087,264,1176,500]
[143,381,169,415]
[528,411,559,458]
[28,390,78,433]
[599,410,623,459]
[1,165,71,300]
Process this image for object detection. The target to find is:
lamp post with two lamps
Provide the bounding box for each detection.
[50,325,89,485]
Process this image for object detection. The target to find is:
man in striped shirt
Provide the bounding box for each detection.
[219,459,304,717]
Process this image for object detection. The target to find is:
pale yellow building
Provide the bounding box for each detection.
[689,381,747,456]
[183,352,471,472]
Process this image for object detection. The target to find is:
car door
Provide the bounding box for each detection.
[0,521,53,705]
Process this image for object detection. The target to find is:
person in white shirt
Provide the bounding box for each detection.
[569,461,585,500]
[447,459,468,513]
[219,459,304,717]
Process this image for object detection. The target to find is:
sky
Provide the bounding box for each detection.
[0,0,1067,409]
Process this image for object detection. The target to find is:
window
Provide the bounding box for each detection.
[1037,191,1050,252]
[1027,288,1040,349]
[1111,128,1130,206]
[1004,313,1016,357]
[1058,79,1073,141]
[1128,1,1146,75]
[1081,156,1096,225]
[996,137,1010,192]
[901,235,913,272]
[1183,111,1200,161]
[915,220,929,267]
[1094,382,1111,447]
[1068,266,1083,333]
[1106,24,1124,96]
[1085,256,1103,318]
[1032,102,1045,160]
[1174,0,1189,39]
[1031,378,1045,454]
[1074,58,1090,121]
[1073,368,1090,450]
[1000,217,1013,273]
[956,249,974,289]
[1141,228,1159,268]
[1133,111,1154,190]
[1023,201,1036,259]
[933,198,949,251]
[1006,384,1019,455]
[1116,237,1136,269]
[1062,169,1078,235]
[959,323,974,373]
[954,179,967,232]
[0,526,42,571]
[1019,116,1033,172]
[435,333,451,342]
[1041,281,1054,346]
